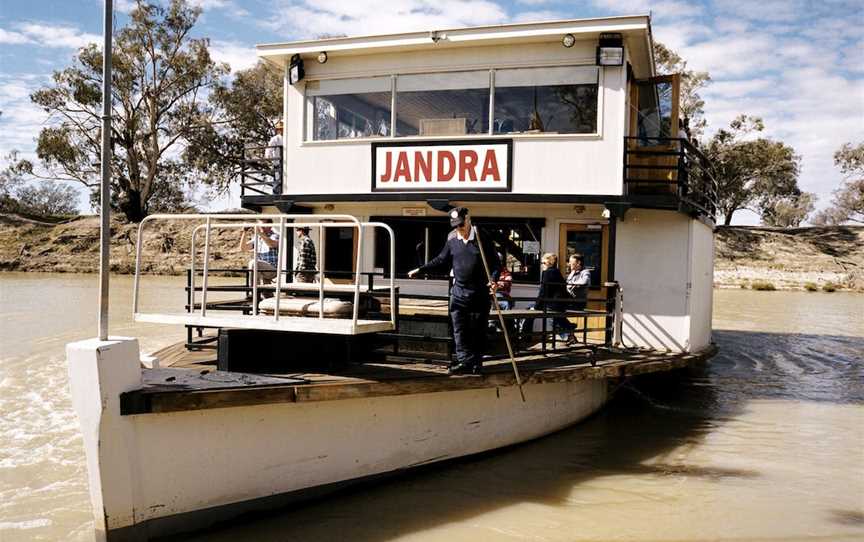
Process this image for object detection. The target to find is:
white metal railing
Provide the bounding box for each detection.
[134,214,396,332]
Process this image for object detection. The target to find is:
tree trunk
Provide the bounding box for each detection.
[120,189,145,222]
[723,211,733,226]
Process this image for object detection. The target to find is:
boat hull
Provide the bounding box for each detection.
[67,338,608,541]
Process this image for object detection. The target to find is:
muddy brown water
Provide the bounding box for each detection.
[1,273,862,541]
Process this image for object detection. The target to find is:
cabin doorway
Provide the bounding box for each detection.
[322,227,358,284]
[627,73,681,196]
[558,223,609,343]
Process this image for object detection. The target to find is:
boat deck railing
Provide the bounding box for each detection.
[134,214,396,335]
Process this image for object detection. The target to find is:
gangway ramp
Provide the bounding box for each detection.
[133,213,396,335]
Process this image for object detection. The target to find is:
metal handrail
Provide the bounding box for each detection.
[136,213,396,332]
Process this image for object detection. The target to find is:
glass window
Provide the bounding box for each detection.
[373,216,543,282]
[396,71,490,137]
[306,77,392,141]
[493,66,598,135]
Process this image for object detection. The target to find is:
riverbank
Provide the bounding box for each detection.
[0,213,861,291]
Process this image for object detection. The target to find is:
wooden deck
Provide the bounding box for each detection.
[120,341,717,415]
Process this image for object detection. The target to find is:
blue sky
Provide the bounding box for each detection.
[1,0,862,224]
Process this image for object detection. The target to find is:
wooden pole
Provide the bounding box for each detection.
[473,226,525,402]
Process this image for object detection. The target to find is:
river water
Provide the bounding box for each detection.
[1,273,862,541]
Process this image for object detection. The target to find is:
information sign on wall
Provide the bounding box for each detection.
[372,140,512,192]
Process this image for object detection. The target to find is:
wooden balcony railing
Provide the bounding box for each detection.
[623,137,718,219]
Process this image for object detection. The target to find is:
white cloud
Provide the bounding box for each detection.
[512,10,565,23]
[209,40,258,72]
[0,28,32,45]
[265,0,508,39]
[188,0,249,17]
[0,23,100,49]
[590,0,704,18]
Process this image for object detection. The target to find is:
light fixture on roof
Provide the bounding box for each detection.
[317,51,328,64]
[561,33,576,48]
[596,32,624,66]
[288,53,305,85]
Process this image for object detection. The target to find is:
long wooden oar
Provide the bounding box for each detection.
[474,226,526,402]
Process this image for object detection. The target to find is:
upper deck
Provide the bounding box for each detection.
[252,17,665,202]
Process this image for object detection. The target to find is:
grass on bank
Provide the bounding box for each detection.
[750,280,777,291]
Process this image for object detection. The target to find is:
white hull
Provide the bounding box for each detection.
[68,338,607,540]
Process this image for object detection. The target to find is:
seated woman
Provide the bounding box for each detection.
[566,254,591,311]
[520,253,574,340]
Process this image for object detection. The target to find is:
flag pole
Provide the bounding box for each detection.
[98,0,113,340]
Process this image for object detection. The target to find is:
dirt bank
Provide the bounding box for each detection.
[0,213,246,275]
[1,214,861,291]
[714,225,863,291]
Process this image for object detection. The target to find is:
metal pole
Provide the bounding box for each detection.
[97,0,113,340]
[473,226,525,402]
[201,217,211,317]
[274,218,285,321]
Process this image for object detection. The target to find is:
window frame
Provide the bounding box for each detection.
[302,61,604,145]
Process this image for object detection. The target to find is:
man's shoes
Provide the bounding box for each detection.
[448,361,482,376]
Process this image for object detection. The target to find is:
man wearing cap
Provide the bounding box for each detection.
[408,207,499,375]
[266,119,284,195]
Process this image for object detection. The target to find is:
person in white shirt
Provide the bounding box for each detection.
[239,223,280,292]
[566,254,591,310]
[266,119,284,194]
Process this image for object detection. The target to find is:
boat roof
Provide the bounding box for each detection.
[257,15,655,77]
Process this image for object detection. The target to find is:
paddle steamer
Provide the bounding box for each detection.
[67,15,717,540]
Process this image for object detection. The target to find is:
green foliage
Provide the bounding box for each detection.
[29,0,227,221]
[703,115,802,225]
[1,151,80,216]
[822,282,837,292]
[762,192,816,228]
[15,184,80,216]
[804,282,818,292]
[750,280,776,291]
[812,142,864,225]
[184,61,283,190]
[653,42,711,138]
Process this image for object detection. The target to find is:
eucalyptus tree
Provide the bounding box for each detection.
[813,142,864,225]
[703,115,802,226]
[28,0,227,221]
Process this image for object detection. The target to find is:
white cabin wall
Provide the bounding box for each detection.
[614,209,692,352]
[688,219,714,350]
[282,40,626,197]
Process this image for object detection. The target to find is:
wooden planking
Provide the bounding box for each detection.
[122,345,718,415]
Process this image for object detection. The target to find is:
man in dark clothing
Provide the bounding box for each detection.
[408,207,499,375]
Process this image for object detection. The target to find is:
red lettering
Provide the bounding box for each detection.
[480,150,501,181]
[394,152,412,182]
[379,151,392,182]
[437,151,455,182]
[459,150,478,182]
[414,151,432,182]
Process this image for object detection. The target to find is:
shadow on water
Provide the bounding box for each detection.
[170,328,863,541]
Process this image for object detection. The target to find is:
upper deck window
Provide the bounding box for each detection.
[395,71,490,137]
[493,66,598,134]
[306,76,392,140]
[304,65,599,142]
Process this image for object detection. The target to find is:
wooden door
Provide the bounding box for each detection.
[558,223,609,344]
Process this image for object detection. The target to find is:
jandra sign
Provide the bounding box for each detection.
[372,140,511,191]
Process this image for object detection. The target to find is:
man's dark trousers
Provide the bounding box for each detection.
[450,294,490,368]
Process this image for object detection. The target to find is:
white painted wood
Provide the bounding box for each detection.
[66,337,143,537]
[134,313,394,335]
[688,219,715,350]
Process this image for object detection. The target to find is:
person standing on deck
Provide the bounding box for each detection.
[294,226,317,283]
[408,208,499,375]
[266,119,284,195]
